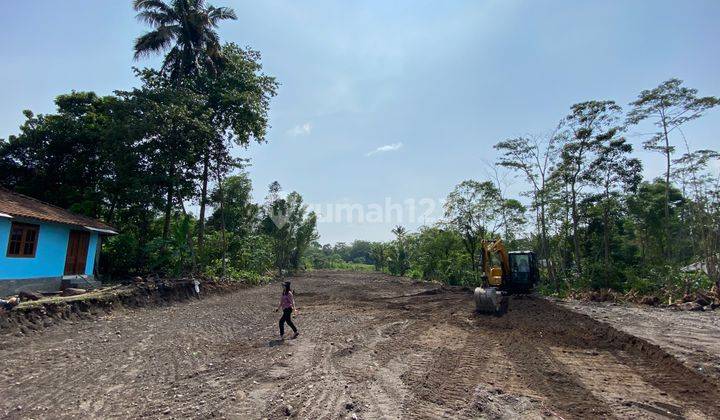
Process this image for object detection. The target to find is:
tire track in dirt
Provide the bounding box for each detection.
[2,271,720,419]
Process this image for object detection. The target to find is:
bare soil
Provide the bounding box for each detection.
[1,270,719,419]
[559,299,720,386]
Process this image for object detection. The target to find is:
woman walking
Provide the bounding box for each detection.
[276,281,299,339]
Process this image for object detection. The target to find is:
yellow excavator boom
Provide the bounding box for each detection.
[476,239,511,314]
[481,239,510,287]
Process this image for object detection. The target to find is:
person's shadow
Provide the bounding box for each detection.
[268,339,285,347]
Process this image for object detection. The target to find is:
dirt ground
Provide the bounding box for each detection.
[2,271,719,419]
[558,299,720,385]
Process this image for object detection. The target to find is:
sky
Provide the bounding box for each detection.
[1,0,719,243]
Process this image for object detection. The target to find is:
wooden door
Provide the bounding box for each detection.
[64,230,90,275]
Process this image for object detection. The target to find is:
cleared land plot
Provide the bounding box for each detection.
[559,298,720,385]
[1,271,719,419]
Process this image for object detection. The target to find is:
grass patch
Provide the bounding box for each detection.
[311,262,376,272]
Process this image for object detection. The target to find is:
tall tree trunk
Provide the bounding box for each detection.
[162,179,174,240]
[179,200,197,273]
[464,235,478,283]
[197,152,210,252]
[661,114,672,260]
[539,196,556,291]
[570,181,582,275]
[138,209,151,272]
[216,168,227,278]
[603,197,611,288]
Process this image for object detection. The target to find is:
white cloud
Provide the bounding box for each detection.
[287,122,312,136]
[366,142,403,156]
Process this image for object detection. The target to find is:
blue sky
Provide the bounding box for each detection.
[2,0,719,243]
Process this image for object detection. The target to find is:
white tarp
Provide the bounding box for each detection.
[83,226,118,235]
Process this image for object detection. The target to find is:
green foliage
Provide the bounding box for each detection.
[313,261,375,272]
[207,173,259,236]
[261,183,319,276]
[387,226,410,277]
[0,37,281,282]
[133,0,238,80]
[370,242,388,271]
[406,227,474,285]
[374,79,720,299]
[145,215,195,276]
[205,260,269,286]
[625,266,715,302]
[444,180,502,280]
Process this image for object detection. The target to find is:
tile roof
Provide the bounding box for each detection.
[0,187,116,232]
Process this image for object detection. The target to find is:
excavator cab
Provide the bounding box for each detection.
[507,251,539,294]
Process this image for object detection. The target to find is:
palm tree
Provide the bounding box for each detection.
[133,0,236,257]
[391,225,407,239]
[391,226,409,276]
[133,0,237,80]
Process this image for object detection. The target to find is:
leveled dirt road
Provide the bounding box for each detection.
[2,271,719,419]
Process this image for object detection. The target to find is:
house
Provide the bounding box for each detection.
[0,187,117,296]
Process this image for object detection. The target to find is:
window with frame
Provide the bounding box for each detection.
[6,222,40,258]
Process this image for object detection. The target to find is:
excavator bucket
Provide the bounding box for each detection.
[474,287,508,315]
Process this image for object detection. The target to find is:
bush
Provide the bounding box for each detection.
[205,259,270,285]
[101,231,143,278]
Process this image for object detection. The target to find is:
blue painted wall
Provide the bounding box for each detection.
[86,232,98,274]
[0,218,98,280]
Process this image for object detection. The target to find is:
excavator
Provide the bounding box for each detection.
[474,239,539,314]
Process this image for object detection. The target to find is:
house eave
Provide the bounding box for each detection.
[0,212,13,219]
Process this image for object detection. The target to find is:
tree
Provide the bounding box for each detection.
[484,165,528,246]
[195,45,277,252]
[495,133,559,287]
[390,226,409,276]
[0,93,136,217]
[370,242,388,271]
[555,100,623,275]
[410,227,468,284]
[673,149,720,285]
[290,210,319,270]
[133,0,237,80]
[627,180,684,264]
[133,2,274,258]
[586,138,642,286]
[207,172,258,236]
[444,180,502,280]
[627,78,720,258]
[499,198,527,244]
[261,183,318,276]
[122,69,211,240]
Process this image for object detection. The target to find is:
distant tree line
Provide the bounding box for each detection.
[373,79,720,300]
[0,1,318,282]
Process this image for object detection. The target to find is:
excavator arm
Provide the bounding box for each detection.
[481,239,510,287]
[475,239,511,314]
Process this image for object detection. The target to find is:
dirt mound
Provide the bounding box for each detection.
[570,285,720,310]
[0,279,244,337]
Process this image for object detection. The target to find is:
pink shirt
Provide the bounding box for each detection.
[280,292,294,309]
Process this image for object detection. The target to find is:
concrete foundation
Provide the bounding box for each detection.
[0,275,99,297]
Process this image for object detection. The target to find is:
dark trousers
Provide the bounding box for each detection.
[279,308,297,336]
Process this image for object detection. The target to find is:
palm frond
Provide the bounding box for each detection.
[133,26,178,59]
[136,10,175,26]
[161,47,184,77]
[208,6,237,25]
[134,0,237,80]
[133,0,173,13]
